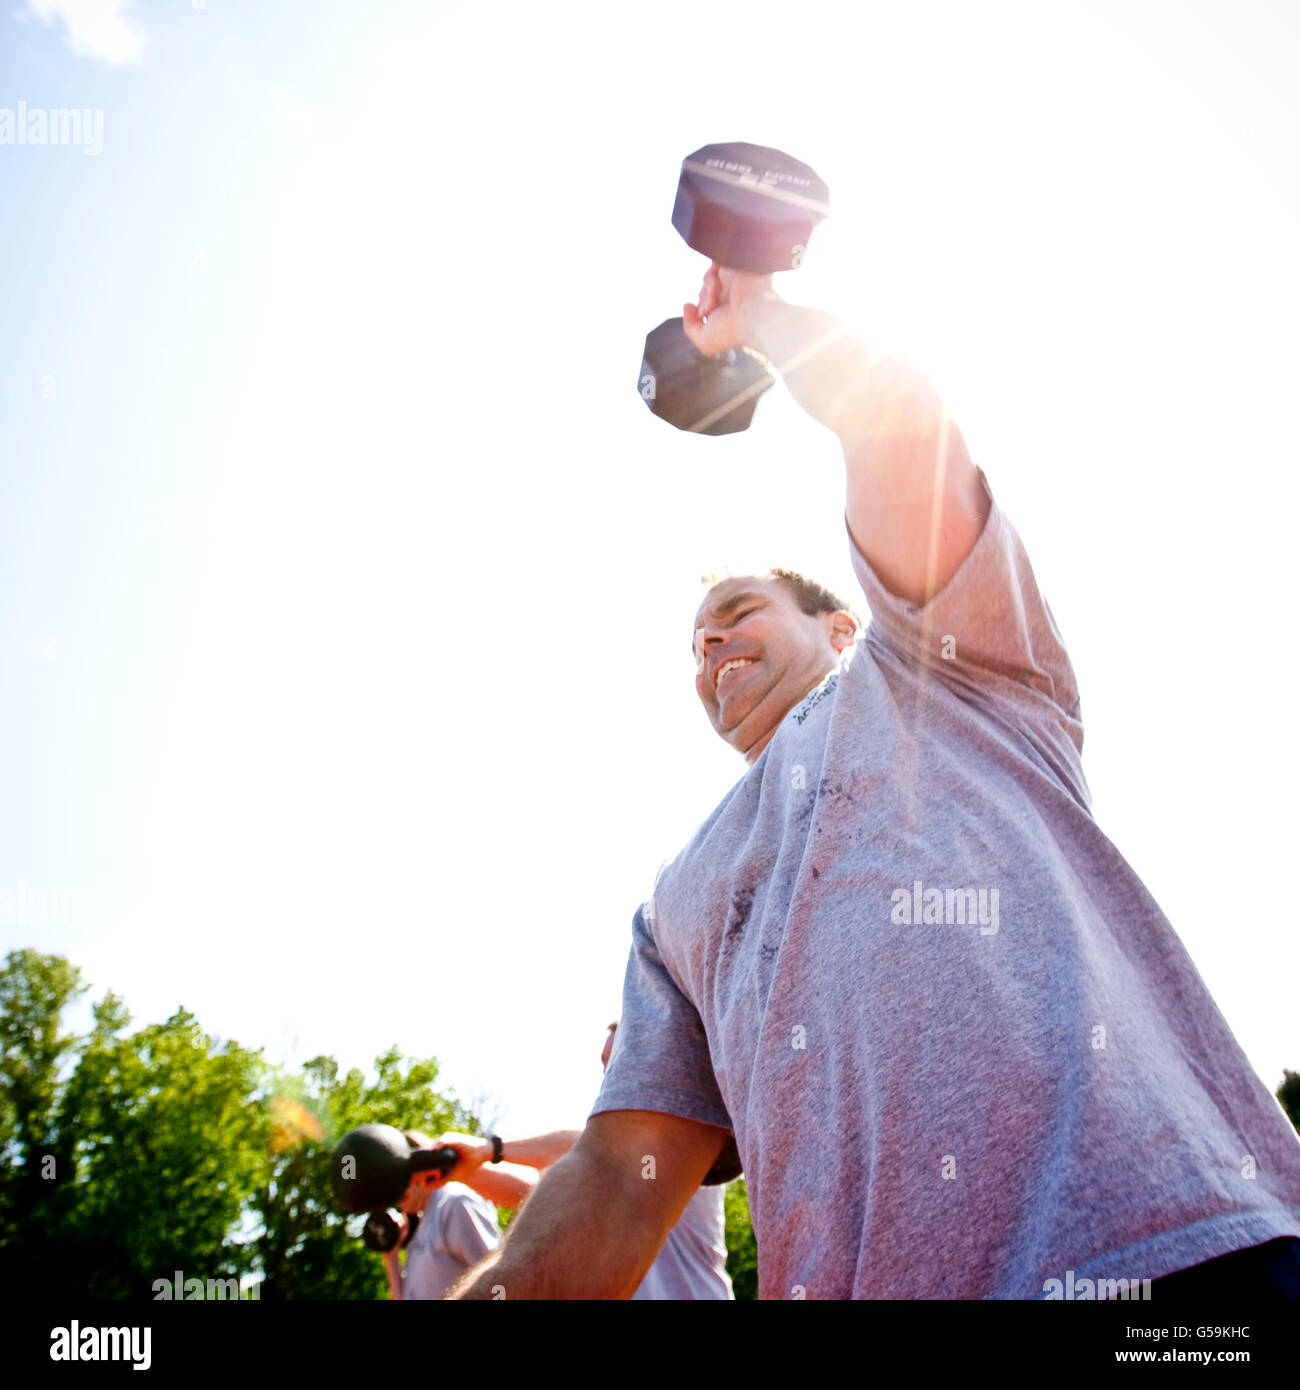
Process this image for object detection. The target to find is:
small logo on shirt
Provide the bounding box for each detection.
[890,880,999,935]
[792,672,838,726]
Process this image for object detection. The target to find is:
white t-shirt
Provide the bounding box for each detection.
[632,1184,733,1300]
[402,1183,500,1300]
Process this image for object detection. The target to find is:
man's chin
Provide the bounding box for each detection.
[713,709,771,757]
[710,681,776,742]
[710,696,751,738]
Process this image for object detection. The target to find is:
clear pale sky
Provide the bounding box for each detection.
[1,0,1297,1139]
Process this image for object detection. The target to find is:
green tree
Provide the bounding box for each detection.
[48,1001,269,1298]
[724,1178,758,1300]
[0,950,90,1294]
[1,951,268,1299]
[0,950,87,1215]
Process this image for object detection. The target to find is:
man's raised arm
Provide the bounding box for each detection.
[445,1110,727,1300]
[684,266,990,606]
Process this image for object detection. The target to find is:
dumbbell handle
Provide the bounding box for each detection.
[409,1145,460,1177]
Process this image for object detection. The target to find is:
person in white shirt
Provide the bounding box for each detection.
[379,1129,534,1300]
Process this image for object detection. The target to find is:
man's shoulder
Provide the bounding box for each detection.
[439,1180,491,1203]
[435,1182,497,1218]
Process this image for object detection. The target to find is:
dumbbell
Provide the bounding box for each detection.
[329,1123,459,1214]
[638,142,830,435]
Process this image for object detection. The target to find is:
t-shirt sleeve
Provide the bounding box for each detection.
[438,1188,501,1268]
[848,470,1082,735]
[590,904,742,1185]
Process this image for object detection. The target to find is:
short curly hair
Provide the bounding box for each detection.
[765,568,855,620]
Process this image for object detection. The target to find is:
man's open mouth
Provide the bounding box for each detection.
[715,658,756,692]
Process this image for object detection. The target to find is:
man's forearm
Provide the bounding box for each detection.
[497,1129,582,1170]
[445,1146,666,1300]
[748,297,938,455]
[747,292,986,604]
[457,1160,537,1210]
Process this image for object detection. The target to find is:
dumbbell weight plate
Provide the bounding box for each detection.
[638,317,775,435]
[672,142,830,274]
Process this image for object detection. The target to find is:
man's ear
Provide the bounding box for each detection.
[828,610,858,654]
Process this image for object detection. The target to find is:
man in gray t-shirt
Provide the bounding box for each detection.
[450,263,1300,1300]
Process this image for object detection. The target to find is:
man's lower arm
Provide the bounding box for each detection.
[443,1146,663,1300]
[383,1250,404,1301]
[498,1129,582,1170]
[749,297,934,449]
[459,1160,537,1210]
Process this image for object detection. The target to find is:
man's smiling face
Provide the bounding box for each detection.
[692,575,856,763]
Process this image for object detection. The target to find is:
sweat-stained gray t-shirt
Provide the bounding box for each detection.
[592,476,1300,1299]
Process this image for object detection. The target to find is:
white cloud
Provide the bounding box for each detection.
[26,0,144,65]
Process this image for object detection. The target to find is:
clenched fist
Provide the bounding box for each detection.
[682,262,780,358]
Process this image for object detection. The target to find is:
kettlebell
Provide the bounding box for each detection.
[330,1124,459,1214]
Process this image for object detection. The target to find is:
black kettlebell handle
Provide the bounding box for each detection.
[412,1146,460,1177]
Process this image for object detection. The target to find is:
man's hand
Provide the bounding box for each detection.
[433,1132,493,1186]
[431,1132,538,1211]
[682,263,779,358]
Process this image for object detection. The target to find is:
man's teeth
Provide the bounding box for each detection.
[716,659,755,690]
